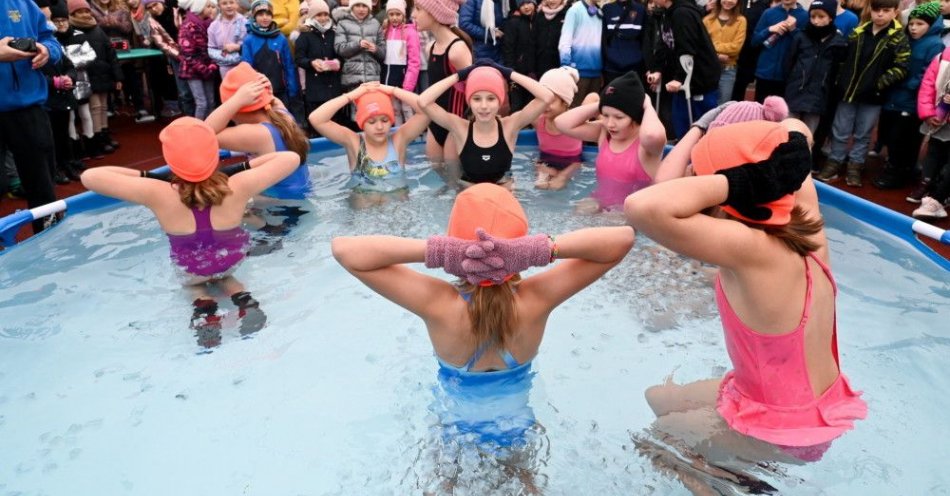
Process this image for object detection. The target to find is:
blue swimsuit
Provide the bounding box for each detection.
[351,136,408,193]
[260,122,311,200]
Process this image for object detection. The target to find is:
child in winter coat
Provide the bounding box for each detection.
[68,0,122,156]
[503,0,537,113]
[334,0,386,91]
[178,0,220,119]
[244,0,300,102]
[874,1,943,189]
[703,0,746,102]
[784,0,847,132]
[295,0,346,133]
[382,0,420,123]
[535,0,567,76]
[208,0,248,76]
[910,37,950,215]
[48,1,85,183]
[58,1,98,162]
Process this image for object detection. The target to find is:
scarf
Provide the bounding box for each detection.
[540,1,565,20]
[480,0,509,45]
[70,12,98,29]
[804,22,836,41]
[306,17,333,33]
[248,19,281,37]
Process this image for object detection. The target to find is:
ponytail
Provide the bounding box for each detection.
[264,106,310,165]
[459,275,521,351]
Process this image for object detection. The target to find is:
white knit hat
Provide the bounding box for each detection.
[386,0,406,14]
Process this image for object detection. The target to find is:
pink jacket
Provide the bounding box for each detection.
[385,22,421,92]
[917,47,950,120]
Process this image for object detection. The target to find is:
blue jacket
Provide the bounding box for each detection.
[0,0,63,112]
[752,4,808,81]
[885,19,943,113]
[601,0,646,73]
[557,0,603,77]
[784,29,847,114]
[459,0,505,62]
[242,29,299,98]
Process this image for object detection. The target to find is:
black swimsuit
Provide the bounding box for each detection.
[458,118,513,184]
[427,38,469,147]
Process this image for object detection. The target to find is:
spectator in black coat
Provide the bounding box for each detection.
[295,0,346,136]
[731,0,775,101]
[534,0,567,76]
[503,0,536,113]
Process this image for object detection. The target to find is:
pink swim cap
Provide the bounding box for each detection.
[465,66,507,106]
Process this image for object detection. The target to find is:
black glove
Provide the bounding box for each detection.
[220,159,252,177]
[717,131,811,221]
[456,62,478,81]
[478,58,513,81]
[140,169,172,181]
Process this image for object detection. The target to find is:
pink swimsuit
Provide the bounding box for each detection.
[535,116,582,170]
[716,254,867,456]
[593,135,652,210]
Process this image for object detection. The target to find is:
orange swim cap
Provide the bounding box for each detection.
[447,183,528,240]
[160,117,220,182]
[354,91,396,130]
[219,62,275,113]
[690,121,796,226]
[464,66,507,106]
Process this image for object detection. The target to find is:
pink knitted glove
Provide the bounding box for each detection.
[469,228,552,284]
[426,235,481,278]
[460,240,508,285]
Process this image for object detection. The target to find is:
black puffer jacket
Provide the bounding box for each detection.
[74,24,122,93]
[784,30,847,114]
[295,27,343,104]
[534,7,566,76]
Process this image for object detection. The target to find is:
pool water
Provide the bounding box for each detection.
[0,146,948,495]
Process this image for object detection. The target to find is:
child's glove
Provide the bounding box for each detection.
[718,131,811,221]
[466,228,552,284]
[691,101,735,132]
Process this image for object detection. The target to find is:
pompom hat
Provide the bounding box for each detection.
[709,96,789,129]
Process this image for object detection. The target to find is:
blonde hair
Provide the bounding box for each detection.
[265,106,310,165]
[172,171,232,209]
[458,274,522,351]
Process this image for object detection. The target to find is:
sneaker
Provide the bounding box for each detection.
[906,179,931,203]
[867,149,879,158]
[160,107,181,118]
[6,184,25,200]
[845,163,863,187]
[912,196,949,219]
[134,110,156,123]
[815,161,841,182]
[872,163,905,189]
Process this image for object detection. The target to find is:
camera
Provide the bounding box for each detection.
[8,38,38,53]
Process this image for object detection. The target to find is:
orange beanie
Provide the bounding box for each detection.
[447,183,528,240]
[354,91,396,129]
[160,117,220,182]
[219,62,275,113]
[690,121,796,226]
[464,66,507,106]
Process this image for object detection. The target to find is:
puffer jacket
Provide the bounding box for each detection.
[916,46,950,140]
[333,10,386,88]
[784,28,847,114]
[459,0,506,62]
[178,12,218,80]
[74,23,123,93]
[884,17,943,113]
[837,20,910,105]
[295,27,342,103]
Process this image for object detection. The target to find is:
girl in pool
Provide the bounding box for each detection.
[533,67,584,191]
[80,117,300,348]
[307,82,430,209]
[207,62,311,201]
[624,120,867,490]
[418,60,557,189]
[554,71,667,212]
[410,0,472,167]
[332,183,633,487]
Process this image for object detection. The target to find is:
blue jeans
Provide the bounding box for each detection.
[672,89,719,139]
[829,102,881,165]
[718,66,736,104]
[168,57,195,118]
[186,79,216,120]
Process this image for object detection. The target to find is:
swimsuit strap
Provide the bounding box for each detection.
[499,349,520,369]
[496,117,507,149]
[807,251,841,365]
[260,121,288,152]
[192,206,212,231]
[464,341,490,371]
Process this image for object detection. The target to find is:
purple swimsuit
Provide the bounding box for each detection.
[167,207,250,277]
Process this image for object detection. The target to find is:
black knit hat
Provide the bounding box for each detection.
[808,0,837,20]
[50,0,68,18]
[599,71,646,123]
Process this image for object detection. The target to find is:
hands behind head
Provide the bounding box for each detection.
[236,75,271,106]
[718,132,812,221]
[457,58,514,81]
[428,229,552,285]
[348,81,383,101]
[691,100,736,132]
